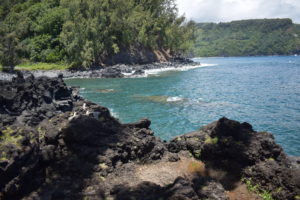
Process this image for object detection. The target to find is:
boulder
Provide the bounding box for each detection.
[100,67,124,78]
[133,69,145,76]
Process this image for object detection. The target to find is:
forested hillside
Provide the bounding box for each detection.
[194,18,300,57]
[0,0,196,69]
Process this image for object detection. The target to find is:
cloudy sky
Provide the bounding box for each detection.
[176,0,300,23]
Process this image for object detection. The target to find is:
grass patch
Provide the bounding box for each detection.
[16,62,70,71]
[242,178,274,200]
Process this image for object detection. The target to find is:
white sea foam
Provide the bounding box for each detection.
[109,108,119,119]
[200,63,218,67]
[122,63,217,78]
[144,63,217,76]
[79,88,89,94]
[166,96,184,102]
[123,71,136,76]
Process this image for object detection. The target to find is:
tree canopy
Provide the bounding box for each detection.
[194,19,300,57]
[0,0,195,68]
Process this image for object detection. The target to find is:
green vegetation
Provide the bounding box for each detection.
[0,127,23,147]
[243,177,274,200]
[37,126,46,142]
[194,18,300,57]
[193,149,201,159]
[0,0,196,70]
[204,135,218,144]
[0,152,8,161]
[267,157,275,161]
[0,31,21,72]
[17,62,70,70]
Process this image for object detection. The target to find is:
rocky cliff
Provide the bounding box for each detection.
[0,75,299,200]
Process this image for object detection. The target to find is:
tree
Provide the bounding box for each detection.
[1,0,197,68]
[60,0,106,68]
[194,19,300,57]
[0,30,20,72]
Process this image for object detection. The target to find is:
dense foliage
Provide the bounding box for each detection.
[194,19,300,57]
[0,0,195,68]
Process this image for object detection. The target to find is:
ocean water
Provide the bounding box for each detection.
[66,56,300,156]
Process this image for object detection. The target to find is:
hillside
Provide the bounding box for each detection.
[0,0,195,69]
[194,18,300,57]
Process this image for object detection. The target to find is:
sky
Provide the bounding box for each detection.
[176,0,300,23]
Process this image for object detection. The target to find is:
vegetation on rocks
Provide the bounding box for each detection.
[243,178,274,200]
[204,135,218,144]
[0,127,23,147]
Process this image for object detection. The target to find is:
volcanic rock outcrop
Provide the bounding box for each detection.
[0,75,299,200]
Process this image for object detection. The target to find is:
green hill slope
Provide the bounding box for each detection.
[194,18,300,57]
[0,0,195,69]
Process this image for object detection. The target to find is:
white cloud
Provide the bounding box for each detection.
[176,0,300,23]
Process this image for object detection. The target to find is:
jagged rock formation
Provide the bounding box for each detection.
[169,119,300,200]
[0,75,299,200]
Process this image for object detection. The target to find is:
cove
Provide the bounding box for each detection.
[66,56,300,156]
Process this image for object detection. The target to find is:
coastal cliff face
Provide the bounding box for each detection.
[0,75,299,200]
[102,48,171,66]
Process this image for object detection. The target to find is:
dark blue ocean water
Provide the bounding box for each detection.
[66,56,300,156]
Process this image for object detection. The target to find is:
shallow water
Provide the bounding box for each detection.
[66,56,300,156]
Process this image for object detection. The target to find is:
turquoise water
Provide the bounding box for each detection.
[66,56,300,156]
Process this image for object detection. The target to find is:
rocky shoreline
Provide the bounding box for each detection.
[0,59,198,81]
[0,74,299,200]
